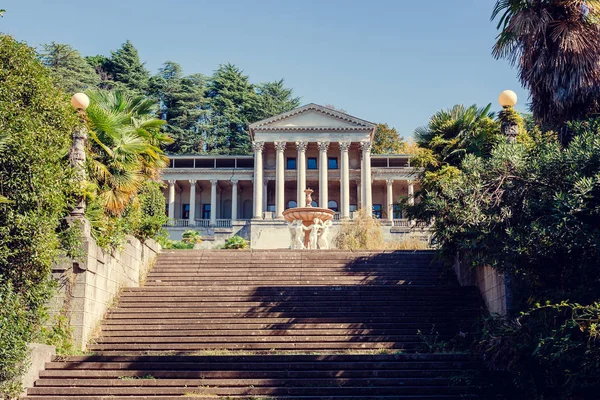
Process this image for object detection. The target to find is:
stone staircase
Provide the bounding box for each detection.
[25,250,486,399]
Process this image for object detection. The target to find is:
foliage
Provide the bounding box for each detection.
[478,302,600,399]
[492,0,600,138]
[37,314,76,356]
[0,281,34,398]
[38,42,100,93]
[134,181,168,241]
[181,230,203,245]
[103,40,150,95]
[223,235,249,250]
[149,61,209,154]
[254,79,301,121]
[372,123,405,154]
[0,35,79,397]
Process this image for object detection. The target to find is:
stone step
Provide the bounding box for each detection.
[87,342,423,351]
[101,317,479,325]
[100,322,464,331]
[98,328,461,337]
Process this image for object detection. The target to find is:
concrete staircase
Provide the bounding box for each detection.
[26,250,485,399]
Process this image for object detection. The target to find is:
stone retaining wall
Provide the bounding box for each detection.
[50,236,160,350]
[453,253,508,316]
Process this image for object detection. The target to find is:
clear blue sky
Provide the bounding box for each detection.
[1,0,528,140]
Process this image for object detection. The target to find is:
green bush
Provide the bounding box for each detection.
[0,34,79,397]
[224,235,249,249]
[134,181,168,241]
[182,230,203,245]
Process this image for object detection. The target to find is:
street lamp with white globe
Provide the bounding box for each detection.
[498,90,519,143]
[69,93,90,220]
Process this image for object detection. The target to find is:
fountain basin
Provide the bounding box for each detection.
[283,207,335,249]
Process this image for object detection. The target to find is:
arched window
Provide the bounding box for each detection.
[311,201,318,207]
[328,200,338,212]
[287,200,297,209]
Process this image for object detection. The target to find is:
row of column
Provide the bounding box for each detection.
[254,140,374,220]
[168,179,239,226]
[386,179,415,222]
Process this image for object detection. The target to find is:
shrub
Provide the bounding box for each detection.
[224,235,249,249]
[335,209,385,250]
[0,35,79,397]
[134,181,168,241]
[181,230,203,245]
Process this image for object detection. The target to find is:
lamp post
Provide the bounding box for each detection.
[69,93,90,220]
[498,90,519,143]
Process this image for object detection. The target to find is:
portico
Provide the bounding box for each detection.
[161,104,421,246]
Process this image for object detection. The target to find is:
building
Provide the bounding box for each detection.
[161,103,422,248]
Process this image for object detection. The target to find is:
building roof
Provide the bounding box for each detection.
[249,103,377,140]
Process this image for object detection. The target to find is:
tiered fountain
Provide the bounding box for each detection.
[282,189,335,249]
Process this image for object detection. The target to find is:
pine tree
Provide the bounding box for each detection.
[38,42,100,93]
[149,61,208,154]
[372,123,405,154]
[104,40,150,95]
[255,79,301,120]
[206,64,259,154]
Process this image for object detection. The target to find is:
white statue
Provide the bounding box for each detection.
[307,218,323,250]
[288,220,306,249]
[317,220,333,250]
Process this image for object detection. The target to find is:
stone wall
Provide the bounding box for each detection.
[50,236,160,350]
[453,253,508,316]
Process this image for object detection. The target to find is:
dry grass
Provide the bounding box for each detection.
[335,209,431,250]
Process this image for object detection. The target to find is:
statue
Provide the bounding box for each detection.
[317,220,333,250]
[308,218,322,249]
[288,220,306,249]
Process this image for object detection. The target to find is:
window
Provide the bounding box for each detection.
[311,201,318,207]
[287,200,297,209]
[307,158,317,169]
[373,204,382,219]
[328,200,338,212]
[287,158,297,170]
[182,204,190,219]
[202,204,211,220]
[328,157,339,169]
[267,205,276,212]
[350,205,357,212]
[393,204,403,219]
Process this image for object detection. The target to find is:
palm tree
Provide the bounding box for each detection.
[415,104,499,168]
[85,90,171,215]
[492,0,600,138]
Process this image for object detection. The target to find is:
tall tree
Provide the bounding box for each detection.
[149,61,208,154]
[255,79,301,120]
[206,64,259,154]
[492,0,600,138]
[38,42,100,93]
[104,40,150,95]
[372,123,405,154]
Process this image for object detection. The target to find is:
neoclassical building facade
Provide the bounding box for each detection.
[161,104,420,247]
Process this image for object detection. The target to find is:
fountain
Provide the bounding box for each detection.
[283,189,335,249]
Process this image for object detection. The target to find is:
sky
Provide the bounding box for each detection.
[1,0,528,140]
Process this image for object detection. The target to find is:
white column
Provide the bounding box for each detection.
[252,141,264,219]
[386,179,394,222]
[263,179,269,214]
[339,141,351,219]
[361,142,373,216]
[318,141,329,208]
[408,180,415,206]
[296,141,308,206]
[231,179,238,221]
[275,141,286,218]
[168,180,176,220]
[356,179,362,209]
[210,179,217,226]
[189,180,197,226]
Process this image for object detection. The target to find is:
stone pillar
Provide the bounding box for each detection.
[339,141,351,219]
[168,180,176,220]
[231,179,238,222]
[275,141,286,218]
[263,179,269,213]
[356,179,362,209]
[189,180,197,226]
[408,180,415,206]
[318,141,329,208]
[252,141,264,219]
[361,142,373,216]
[210,179,218,226]
[296,141,308,206]
[386,179,394,222]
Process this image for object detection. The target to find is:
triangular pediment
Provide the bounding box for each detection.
[250,104,376,131]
